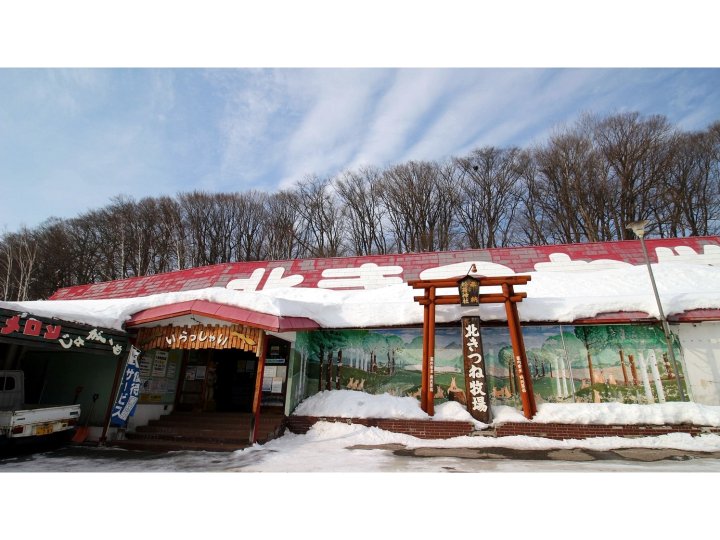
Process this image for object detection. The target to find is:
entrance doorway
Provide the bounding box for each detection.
[175,349,258,413]
[214,349,258,413]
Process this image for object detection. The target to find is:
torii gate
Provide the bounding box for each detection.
[408,274,538,419]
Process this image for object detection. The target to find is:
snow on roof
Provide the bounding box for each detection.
[2,262,720,331]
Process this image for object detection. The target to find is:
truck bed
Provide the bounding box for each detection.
[0,404,81,438]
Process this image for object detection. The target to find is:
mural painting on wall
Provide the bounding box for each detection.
[294,323,688,410]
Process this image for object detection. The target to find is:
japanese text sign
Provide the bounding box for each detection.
[461,316,492,424]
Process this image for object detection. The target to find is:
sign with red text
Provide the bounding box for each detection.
[0,308,128,356]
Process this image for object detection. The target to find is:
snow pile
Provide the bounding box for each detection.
[295,421,720,453]
[532,401,720,426]
[291,390,720,427]
[291,389,490,428]
[292,389,429,419]
[2,262,720,330]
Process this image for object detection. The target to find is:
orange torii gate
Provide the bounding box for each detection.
[408,274,538,419]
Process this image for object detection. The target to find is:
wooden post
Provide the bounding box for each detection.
[99,351,128,445]
[503,283,537,419]
[250,332,269,444]
[427,287,436,416]
[421,300,430,412]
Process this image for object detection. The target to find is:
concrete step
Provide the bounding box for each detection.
[150,419,254,430]
[110,438,249,453]
[124,411,286,452]
[137,425,252,437]
[131,426,282,440]
[125,431,250,445]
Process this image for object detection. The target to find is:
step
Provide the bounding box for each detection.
[110,438,249,453]
[150,418,254,430]
[137,425,253,437]
[126,431,252,445]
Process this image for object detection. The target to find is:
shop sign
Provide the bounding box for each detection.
[461,316,492,424]
[0,308,127,356]
[136,323,262,354]
[458,275,481,306]
[111,346,142,426]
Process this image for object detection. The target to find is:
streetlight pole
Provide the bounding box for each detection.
[626,221,687,401]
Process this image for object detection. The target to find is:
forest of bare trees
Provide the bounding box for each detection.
[2,112,719,301]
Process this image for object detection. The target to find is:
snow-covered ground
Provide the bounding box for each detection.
[3,416,717,538]
[293,389,720,428]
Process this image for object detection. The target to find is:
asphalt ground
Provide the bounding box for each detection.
[349,443,720,462]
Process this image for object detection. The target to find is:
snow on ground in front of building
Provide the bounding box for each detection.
[244,420,720,470]
[3,263,720,330]
[292,389,720,427]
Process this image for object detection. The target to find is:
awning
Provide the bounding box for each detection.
[125,300,320,332]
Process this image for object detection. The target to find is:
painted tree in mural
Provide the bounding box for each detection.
[384,334,405,375]
[303,330,349,391]
[573,325,615,390]
[540,332,578,400]
[498,345,516,396]
[611,324,684,401]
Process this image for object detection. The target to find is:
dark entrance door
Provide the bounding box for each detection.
[213,349,258,413]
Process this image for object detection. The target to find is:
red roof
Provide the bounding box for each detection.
[51,236,720,301]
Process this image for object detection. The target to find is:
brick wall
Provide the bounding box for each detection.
[286,416,720,441]
[286,416,475,439]
[495,422,720,439]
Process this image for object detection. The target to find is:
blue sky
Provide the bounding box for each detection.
[1,68,718,233]
[1,2,718,233]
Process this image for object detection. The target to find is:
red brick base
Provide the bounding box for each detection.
[495,422,720,440]
[286,416,720,440]
[286,416,474,439]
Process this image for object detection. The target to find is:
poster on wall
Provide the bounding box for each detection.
[166,359,177,380]
[294,323,688,412]
[195,366,206,380]
[185,366,196,381]
[139,355,153,378]
[151,351,168,377]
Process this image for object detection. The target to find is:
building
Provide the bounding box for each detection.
[3,236,720,449]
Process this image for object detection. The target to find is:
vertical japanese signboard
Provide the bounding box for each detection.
[461,316,492,424]
[111,346,142,426]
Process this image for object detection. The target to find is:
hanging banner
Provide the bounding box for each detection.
[461,316,492,424]
[111,346,142,426]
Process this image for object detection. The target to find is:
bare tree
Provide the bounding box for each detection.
[335,167,390,255]
[454,147,525,248]
[592,112,676,239]
[380,160,459,252]
[662,128,720,237]
[263,191,303,260]
[533,128,614,243]
[235,190,270,261]
[288,176,346,258]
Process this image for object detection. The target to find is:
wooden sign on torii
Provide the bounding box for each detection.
[408,273,538,419]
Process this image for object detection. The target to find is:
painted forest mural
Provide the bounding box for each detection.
[290,323,688,411]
